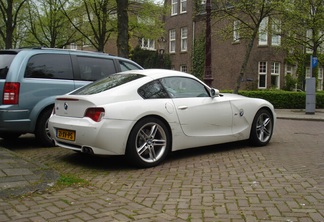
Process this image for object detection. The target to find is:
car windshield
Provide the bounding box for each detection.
[0,54,16,79]
[71,73,144,95]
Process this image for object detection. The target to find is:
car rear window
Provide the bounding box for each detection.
[119,60,142,71]
[71,73,144,95]
[0,54,16,79]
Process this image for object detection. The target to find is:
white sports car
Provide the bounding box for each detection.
[49,69,276,168]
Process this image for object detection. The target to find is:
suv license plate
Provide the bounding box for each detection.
[57,129,75,141]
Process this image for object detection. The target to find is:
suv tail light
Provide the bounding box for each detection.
[84,108,105,122]
[3,82,20,105]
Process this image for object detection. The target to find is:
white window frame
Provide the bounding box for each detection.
[271,19,281,46]
[306,67,311,78]
[180,65,187,73]
[306,29,313,54]
[259,17,268,46]
[169,29,176,53]
[271,62,280,89]
[258,61,267,89]
[233,20,240,42]
[285,64,297,78]
[180,0,187,13]
[171,0,178,16]
[140,38,156,51]
[181,27,188,52]
[318,68,323,90]
[70,43,77,50]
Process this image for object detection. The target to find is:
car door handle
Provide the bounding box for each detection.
[178,106,188,110]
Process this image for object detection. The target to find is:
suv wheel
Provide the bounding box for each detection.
[35,108,54,147]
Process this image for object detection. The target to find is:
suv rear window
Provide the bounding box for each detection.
[0,54,16,79]
[25,54,73,79]
[76,56,116,81]
[119,60,142,71]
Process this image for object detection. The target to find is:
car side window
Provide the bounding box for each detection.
[138,80,169,99]
[25,54,73,79]
[0,54,16,79]
[119,60,142,71]
[160,77,209,98]
[76,56,116,81]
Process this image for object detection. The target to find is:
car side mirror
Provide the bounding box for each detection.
[210,88,220,98]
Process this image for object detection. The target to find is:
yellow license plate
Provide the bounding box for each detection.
[57,129,75,141]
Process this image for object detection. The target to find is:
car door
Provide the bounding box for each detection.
[160,77,233,137]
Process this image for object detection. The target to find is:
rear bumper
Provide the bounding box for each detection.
[49,115,135,155]
[0,107,31,132]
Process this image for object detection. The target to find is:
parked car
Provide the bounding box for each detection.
[49,69,276,168]
[0,48,143,146]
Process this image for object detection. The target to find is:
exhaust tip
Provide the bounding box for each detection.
[82,146,94,154]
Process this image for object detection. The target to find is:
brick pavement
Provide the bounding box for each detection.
[0,115,323,221]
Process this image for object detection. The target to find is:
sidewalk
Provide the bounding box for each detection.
[0,147,59,198]
[0,109,323,199]
[276,108,324,121]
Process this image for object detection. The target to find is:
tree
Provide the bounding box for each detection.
[212,0,283,93]
[25,0,80,48]
[128,0,165,42]
[281,0,324,90]
[116,0,129,58]
[60,0,117,52]
[0,0,28,49]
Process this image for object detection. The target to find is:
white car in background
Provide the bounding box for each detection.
[49,69,276,168]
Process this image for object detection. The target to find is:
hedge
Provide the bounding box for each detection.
[221,90,324,109]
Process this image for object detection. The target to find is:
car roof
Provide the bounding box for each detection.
[0,47,123,59]
[121,69,196,80]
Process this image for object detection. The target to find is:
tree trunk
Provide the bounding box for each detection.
[233,28,259,94]
[5,0,13,49]
[116,0,129,58]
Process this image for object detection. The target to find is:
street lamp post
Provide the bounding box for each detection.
[204,0,214,86]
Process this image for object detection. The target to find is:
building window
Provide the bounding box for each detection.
[306,67,323,90]
[70,43,77,50]
[271,62,280,89]
[171,0,178,15]
[180,0,187,13]
[285,64,297,77]
[259,17,268,46]
[140,38,155,51]
[306,29,313,53]
[305,67,311,78]
[258,61,267,88]
[318,68,323,90]
[181,27,188,52]
[180,65,187,73]
[233,20,240,42]
[271,19,281,46]
[169,29,176,53]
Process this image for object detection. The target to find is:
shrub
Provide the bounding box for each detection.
[221,90,324,109]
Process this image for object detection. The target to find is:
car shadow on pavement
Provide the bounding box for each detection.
[1,134,255,170]
[167,140,251,162]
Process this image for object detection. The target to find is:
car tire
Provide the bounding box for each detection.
[249,108,274,146]
[126,117,171,168]
[35,107,54,147]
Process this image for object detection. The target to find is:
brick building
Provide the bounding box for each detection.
[164,0,323,91]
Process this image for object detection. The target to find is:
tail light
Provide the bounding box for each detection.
[84,108,105,122]
[3,82,20,105]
